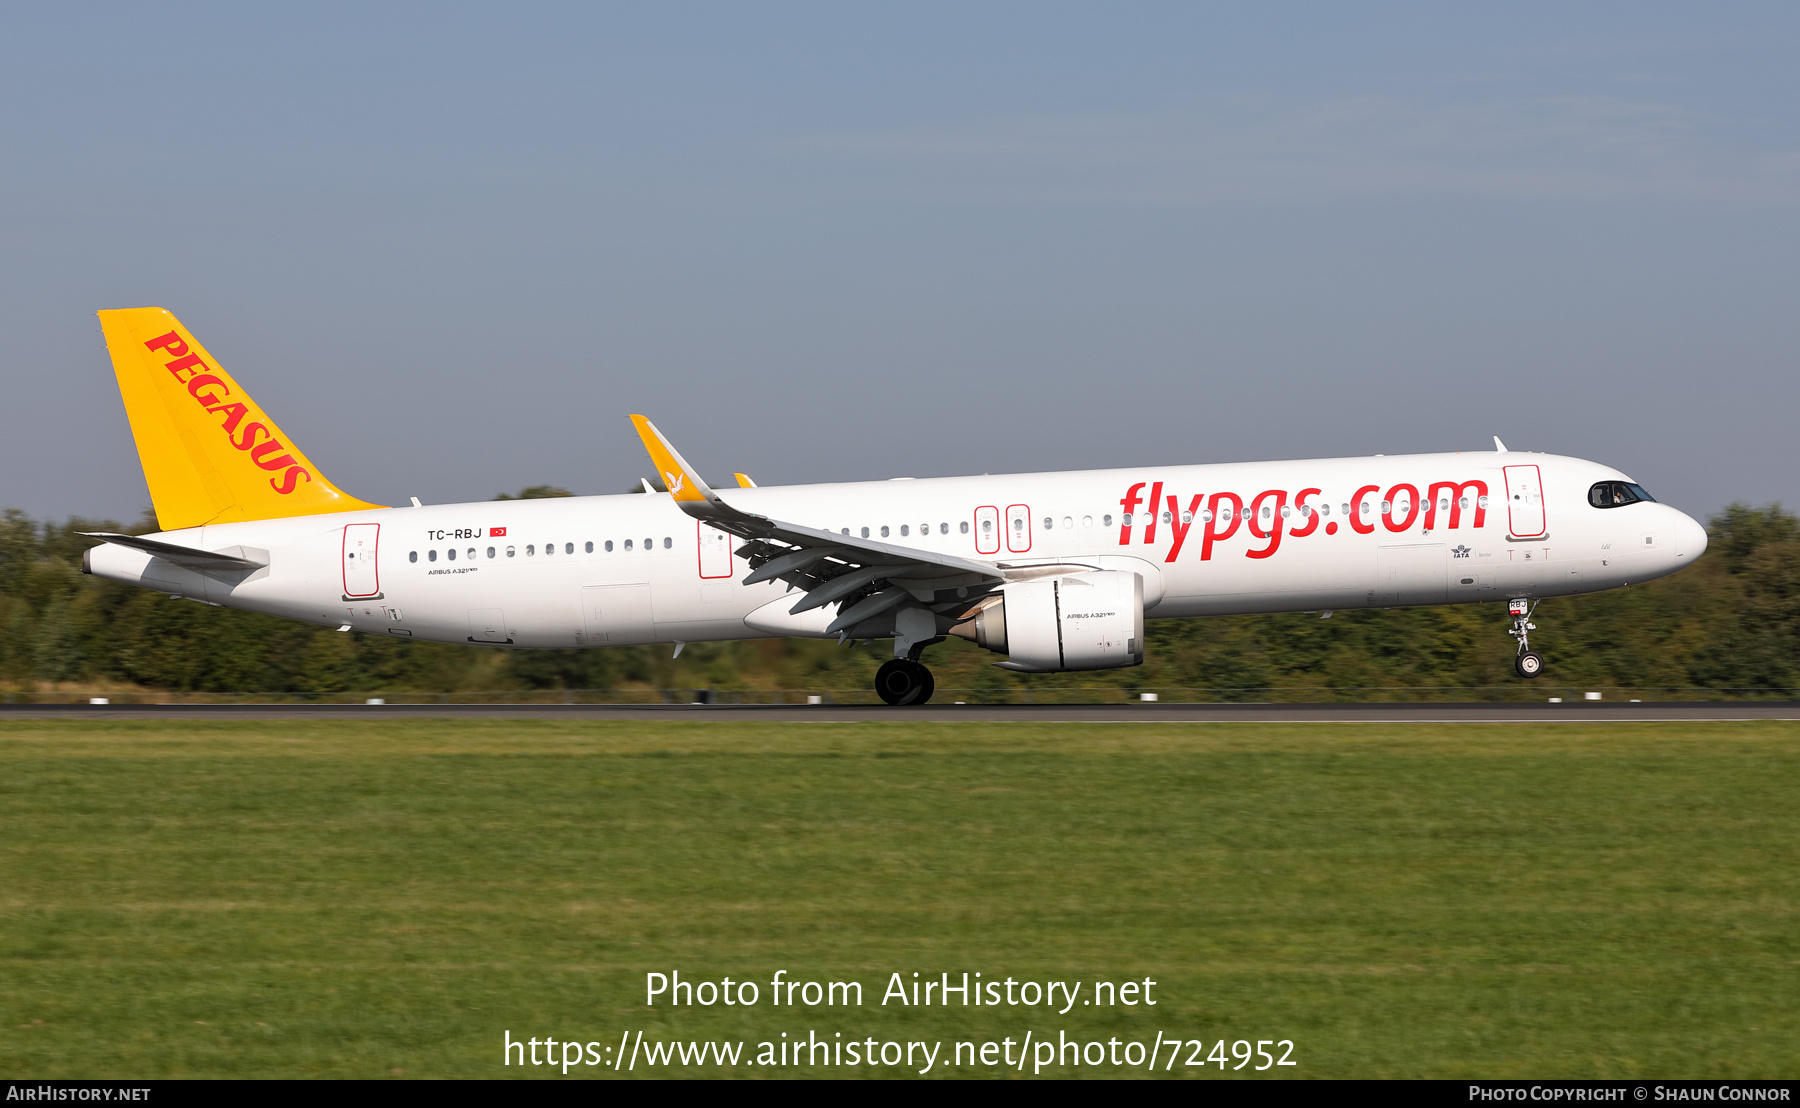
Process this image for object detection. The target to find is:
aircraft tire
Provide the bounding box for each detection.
[1515,651,1546,679]
[914,663,935,705]
[876,659,933,706]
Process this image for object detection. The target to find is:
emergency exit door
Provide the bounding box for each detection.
[342,523,380,598]
[1502,464,1547,539]
[974,505,1001,554]
[697,522,732,579]
[1006,504,1033,553]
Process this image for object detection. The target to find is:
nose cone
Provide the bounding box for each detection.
[1676,510,1709,560]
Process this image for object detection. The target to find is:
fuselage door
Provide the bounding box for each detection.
[342,523,380,598]
[1006,504,1032,554]
[697,522,732,579]
[1502,464,1547,539]
[974,505,1001,555]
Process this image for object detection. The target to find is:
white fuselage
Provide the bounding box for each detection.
[86,450,1708,650]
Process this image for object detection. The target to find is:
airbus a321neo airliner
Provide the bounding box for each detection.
[82,308,1709,704]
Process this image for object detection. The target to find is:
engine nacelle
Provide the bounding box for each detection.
[950,570,1144,672]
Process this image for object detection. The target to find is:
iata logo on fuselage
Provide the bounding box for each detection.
[142,331,312,495]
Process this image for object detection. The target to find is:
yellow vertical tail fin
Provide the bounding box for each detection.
[98,307,383,530]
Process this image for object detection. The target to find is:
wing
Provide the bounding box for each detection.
[629,415,1006,636]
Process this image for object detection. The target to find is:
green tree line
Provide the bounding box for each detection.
[1,499,1794,700]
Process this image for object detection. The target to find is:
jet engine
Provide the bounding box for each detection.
[950,570,1144,672]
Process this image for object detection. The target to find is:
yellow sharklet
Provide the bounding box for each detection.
[98,307,383,531]
[629,414,711,503]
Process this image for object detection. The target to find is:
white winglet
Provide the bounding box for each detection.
[1493,436,1509,453]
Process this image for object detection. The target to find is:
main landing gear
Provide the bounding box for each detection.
[875,659,935,705]
[871,607,941,705]
[1507,597,1545,678]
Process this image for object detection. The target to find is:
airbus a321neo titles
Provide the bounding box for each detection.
[82,308,1709,704]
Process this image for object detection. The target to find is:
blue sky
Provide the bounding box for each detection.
[3,3,1796,521]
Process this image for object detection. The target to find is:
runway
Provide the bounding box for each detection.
[4,702,1798,722]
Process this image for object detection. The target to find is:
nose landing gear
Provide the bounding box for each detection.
[875,658,935,705]
[1508,598,1545,678]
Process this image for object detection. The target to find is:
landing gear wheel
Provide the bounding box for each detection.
[1506,599,1544,680]
[875,659,935,705]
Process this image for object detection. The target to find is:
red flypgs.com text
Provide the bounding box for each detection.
[143,331,312,494]
[1118,479,1490,563]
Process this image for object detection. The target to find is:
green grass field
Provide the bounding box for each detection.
[1,718,1795,1079]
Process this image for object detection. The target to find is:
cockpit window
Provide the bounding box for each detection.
[1589,481,1656,508]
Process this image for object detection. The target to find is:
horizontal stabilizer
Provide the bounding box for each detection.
[79,532,268,572]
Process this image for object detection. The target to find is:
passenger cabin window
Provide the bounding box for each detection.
[604,540,613,552]
[663,537,671,549]
[447,548,456,561]
[624,540,632,551]
[429,550,437,562]
[409,551,418,563]
[526,545,535,556]
[960,521,970,534]
[487,547,496,558]
[566,543,575,554]
[1589,481,1655,508]
[585,542,593,553]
